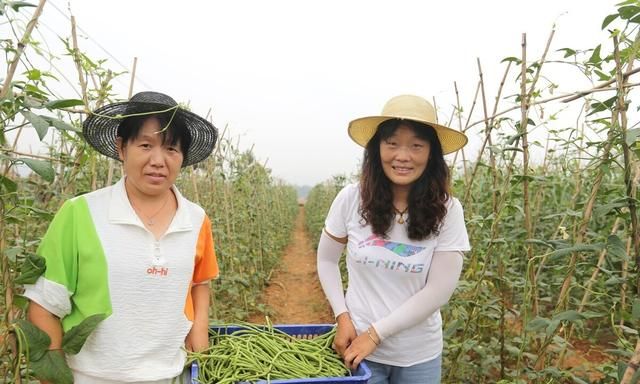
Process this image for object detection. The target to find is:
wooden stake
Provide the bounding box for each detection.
[107,57,138,187]
[71,15,88,110]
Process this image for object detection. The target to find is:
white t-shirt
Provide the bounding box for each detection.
[324,183,470,366]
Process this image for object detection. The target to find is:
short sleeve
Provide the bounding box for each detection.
[22,199,80,318]
[435,197,471,252]
[193,214,219,284]
[324,184,358,238]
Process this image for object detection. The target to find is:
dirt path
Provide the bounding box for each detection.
[248,206,334,324]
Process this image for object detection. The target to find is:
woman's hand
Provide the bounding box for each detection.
[342,327,379,370]
[186,283,211,352]
[185,323,209,352]
[333,312,357,357]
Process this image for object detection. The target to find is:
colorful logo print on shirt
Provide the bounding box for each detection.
[358,234,425,257]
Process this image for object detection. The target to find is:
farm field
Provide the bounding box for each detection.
[247,206,333,325]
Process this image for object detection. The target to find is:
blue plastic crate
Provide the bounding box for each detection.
[190,324,371,384]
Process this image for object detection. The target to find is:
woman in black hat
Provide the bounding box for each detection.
[23,92,219,383]
[317,95,471,383]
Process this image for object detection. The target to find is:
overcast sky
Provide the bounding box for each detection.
[14,1,617,185]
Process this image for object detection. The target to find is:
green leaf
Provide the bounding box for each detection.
[9,1,37,12]
[24,97,46,109]
[525,316,550,332]
[51,118,80,132]
[605,276,625,285]
[631,365,640,384]
[557,48,576,58]
[18,204,54,220]
[633,298,640,320]
[545,319,561,338]
[4,247,23,262]
[14,253,46,285]
[0,174,17,193]
[541,366,564,378]
[22,83,46,95]
[571,375,590,384]
[552,310,586,322]
[29,350,73,384]
[588,103,608,116]
[602,13,618,29]
[607,234,628,260]
[15,319,50,361]
[525,238,553,249]
[580,311,605,319]
[595,69,611,81]
[13,295,29,311]
[18,158,54,182]
[621,324,639,335]
[618,5,640,20]
[511,174,536,183]
[603,96,618,108]
[62,313,107,355]
[618,361,627,381]
[25,69,41,81]
[547,244,603,261]
[514,119,536,130]
[501,146,523,153]
[501,56,521,64]
[588,45,602,64]
[626,128,640,146]
[588,96,617,116]
[20,110,49,140]
[44,98,84,110]
[443,319,463,338]
[506,132,524,145]
[594,199,628,217]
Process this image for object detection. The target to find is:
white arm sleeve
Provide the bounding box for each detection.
[372,251,463,340]
[316,231,348,317]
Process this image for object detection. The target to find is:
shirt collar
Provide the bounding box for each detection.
[108,177,193,233]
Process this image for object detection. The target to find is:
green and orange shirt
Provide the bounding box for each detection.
[23,178,218,382]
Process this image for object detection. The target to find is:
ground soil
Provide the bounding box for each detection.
[248,206,334,325]
[560,339,611,382]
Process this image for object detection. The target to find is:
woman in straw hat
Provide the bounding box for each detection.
[23,91,219,383]
[317,95,470,383]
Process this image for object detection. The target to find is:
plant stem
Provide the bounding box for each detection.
[520,33,537,321]
[0,0,47,99]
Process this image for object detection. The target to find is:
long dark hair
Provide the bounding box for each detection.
[359,119,450,240]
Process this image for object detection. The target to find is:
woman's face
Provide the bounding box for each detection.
[379,123,431,189]
[116,117,184,198]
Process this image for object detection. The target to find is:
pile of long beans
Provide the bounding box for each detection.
[187,323,350,383]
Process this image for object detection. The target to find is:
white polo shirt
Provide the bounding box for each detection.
[23,178,218,382]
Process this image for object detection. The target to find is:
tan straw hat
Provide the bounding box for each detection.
[348,94,468,154]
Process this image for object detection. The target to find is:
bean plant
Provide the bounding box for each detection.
[304,174,351,248]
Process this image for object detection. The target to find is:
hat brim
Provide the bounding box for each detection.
[348,116,468,155]
[82,101,218,167]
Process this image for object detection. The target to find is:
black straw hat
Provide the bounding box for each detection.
[82,91,218,167]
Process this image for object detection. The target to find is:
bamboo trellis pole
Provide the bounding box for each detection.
[1,3,48,383]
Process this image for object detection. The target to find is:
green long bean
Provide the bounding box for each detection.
[187,323,351,383]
